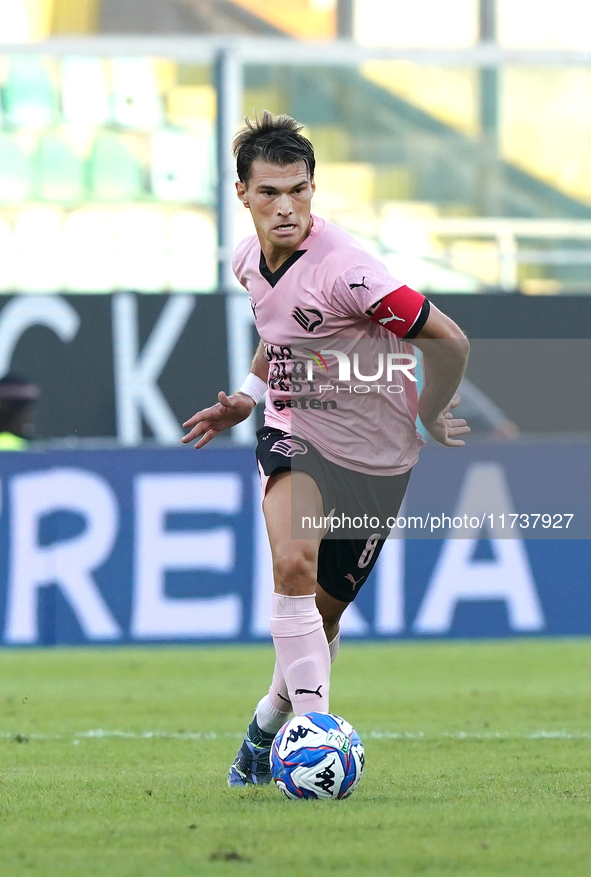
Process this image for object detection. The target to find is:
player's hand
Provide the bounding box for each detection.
[420,393,470,447]
[181,391,255,449]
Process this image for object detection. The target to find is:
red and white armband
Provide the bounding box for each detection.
[368,286,430,338]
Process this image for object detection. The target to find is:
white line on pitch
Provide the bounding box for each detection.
[366,730,591,740]
[2,730,591,741]
[1,730,239,741]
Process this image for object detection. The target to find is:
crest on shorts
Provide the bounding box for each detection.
[270,437,309,457]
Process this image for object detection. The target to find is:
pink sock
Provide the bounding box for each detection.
[268,628,341,713]
[270,593,330,715]
[268,660,293,713]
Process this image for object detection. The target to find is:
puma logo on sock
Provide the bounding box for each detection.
[294,685,323,697]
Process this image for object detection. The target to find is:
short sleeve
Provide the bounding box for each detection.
[331,263,406,319]
[232,235,255,289]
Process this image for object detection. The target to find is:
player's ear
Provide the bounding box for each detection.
[236,180,249,208]
[310,176,316,197]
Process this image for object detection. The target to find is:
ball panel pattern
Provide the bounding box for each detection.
[270,712,364,800]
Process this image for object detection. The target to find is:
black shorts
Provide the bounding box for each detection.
[256,427,411,604]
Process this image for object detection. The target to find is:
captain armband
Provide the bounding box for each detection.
[367,286,430,339]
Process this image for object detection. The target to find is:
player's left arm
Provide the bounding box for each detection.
[367,287,470,447]
[410,303,470,447]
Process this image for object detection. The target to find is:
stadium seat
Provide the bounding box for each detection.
[5,56,58,126]
[167,85,216,126]
[36,133,85,203]
[150,126,214,204]
[13,207,65,292]
[51,0,100,38]
[90,133,143,201]
[61,57,110,125]
[305,125,352,162]
[242,86,286,122]
[115,207,167,291]
[168,210,216,292]
[313,162,375,213]
[0,133,32,202]
[111,58,163,129]
[64,210,117,292]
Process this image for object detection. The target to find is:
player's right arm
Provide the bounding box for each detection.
[182,340,269,449]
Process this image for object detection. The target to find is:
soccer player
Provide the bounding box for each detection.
[0,373,39,450]
[182,112,470,786]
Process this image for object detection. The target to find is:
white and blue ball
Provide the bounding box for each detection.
[270,712,364,800]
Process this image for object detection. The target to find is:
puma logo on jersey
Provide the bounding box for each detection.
[291,306,323,332]
[349,276,369,290]
[270,437,308,457]
[379,307,405,325]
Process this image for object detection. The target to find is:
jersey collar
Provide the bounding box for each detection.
[258,214,323,288]
[259,249,306,288]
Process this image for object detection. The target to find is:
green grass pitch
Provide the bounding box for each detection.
[1,639,591,877]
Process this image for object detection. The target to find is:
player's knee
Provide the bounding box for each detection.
[273,548,317,595]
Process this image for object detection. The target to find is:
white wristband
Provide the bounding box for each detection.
[238,373,267,405]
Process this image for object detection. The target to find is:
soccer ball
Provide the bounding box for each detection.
[270,712,364,800]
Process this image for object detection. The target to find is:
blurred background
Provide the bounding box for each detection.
[0,0,591,298]
[0,1,589,646]
[0,0,590,444]
[0,0,591,294]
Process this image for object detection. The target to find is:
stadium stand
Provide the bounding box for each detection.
[0,0,588,292]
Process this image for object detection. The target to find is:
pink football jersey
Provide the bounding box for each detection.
[232,215,426,475]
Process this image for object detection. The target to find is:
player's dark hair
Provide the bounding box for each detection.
[233,111,315,184]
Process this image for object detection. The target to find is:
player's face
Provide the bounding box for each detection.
[236,159,315,259]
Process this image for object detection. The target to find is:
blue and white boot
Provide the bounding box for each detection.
[227,715,275,786]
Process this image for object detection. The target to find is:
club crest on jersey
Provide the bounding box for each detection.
[291,306,323,333]
[270,437,309,458]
